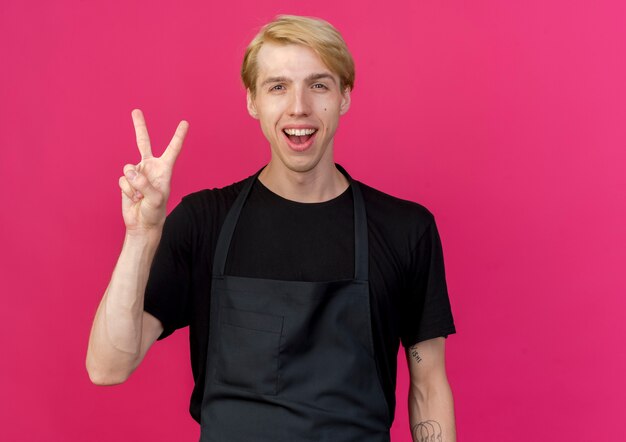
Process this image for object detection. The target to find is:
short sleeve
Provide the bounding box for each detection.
[144,201,192,340]
[400,217,456,348]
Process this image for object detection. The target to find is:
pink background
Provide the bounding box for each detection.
[1,0,625,440]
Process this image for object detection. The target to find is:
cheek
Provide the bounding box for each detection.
[256,116,274,140]
[258,107,281,133]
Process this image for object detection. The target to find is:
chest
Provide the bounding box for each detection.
[225,193,355,281]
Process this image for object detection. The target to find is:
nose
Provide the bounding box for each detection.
[287,86,312,117]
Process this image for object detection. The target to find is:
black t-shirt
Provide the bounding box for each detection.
[144,167,456,424]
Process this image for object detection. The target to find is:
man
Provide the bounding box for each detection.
[86,15,457,442]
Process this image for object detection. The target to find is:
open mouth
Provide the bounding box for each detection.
[282,128,318,148]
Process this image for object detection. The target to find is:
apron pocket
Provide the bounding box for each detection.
[215,307,284,396]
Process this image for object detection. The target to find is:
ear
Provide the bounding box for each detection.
[247,89,259,119]
[339,88,351,116]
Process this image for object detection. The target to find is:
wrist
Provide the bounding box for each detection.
[123,228,162,251]
[115,229,162,277]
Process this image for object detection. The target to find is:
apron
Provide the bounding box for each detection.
[200,166,391,442]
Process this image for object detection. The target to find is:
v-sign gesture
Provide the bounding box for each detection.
[119,109,189,234]
[86,109,188,383]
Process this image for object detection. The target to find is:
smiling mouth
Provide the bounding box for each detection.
[283,128,318,145]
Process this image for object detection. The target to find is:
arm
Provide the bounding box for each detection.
[86,233,164,385]
[86,109,188,385]
[406,337,456,442]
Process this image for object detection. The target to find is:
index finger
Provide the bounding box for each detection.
[161,120,189,166]
[131,109,153,159]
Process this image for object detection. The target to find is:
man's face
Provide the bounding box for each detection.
[247,42,351,175]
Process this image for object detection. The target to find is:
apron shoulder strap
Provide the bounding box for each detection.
[212,169,261,277]
[335,163,369,282]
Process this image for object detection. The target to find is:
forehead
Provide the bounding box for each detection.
[255,42,336,82]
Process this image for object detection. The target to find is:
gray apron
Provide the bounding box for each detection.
[200,166,391,441]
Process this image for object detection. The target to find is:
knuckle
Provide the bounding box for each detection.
[152,193,164,207]
[119,177,131,191]
[132,172,146,187]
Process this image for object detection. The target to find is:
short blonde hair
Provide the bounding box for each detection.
[242,15,355,97]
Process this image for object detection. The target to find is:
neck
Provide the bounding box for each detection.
[258,160,349,203]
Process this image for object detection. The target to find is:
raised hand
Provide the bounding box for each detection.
[118,109,189,234]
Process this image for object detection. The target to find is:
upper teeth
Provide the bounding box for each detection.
[284,128,316,136]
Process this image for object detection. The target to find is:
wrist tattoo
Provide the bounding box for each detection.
[411,420,442,442]
[409,345,422,363]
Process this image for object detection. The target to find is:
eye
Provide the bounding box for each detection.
[270,84,285,91]
[312,83,328,90]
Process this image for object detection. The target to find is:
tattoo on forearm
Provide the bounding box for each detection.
[411,420,442,442]
[409,345,422,363]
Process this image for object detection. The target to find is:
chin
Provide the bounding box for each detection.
[277,154,324,174]
[284,160,320,173]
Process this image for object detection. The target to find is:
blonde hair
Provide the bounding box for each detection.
[242,15,355,97]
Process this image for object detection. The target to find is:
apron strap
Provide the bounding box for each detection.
[212,168,261,277]
[212,164,369,282]
[336,164,369,282]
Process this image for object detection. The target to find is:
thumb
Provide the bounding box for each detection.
[123,167,165,209]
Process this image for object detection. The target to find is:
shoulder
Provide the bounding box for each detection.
[176,176,249,220]
[357,180,435,244]
[162,175,251,241]
[182,176,248,207]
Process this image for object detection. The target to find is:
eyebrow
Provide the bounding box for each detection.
[260,72,337,87]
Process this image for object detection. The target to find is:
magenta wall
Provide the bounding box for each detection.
[1,1,625,440]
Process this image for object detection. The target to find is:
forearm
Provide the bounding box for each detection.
[409,375,456,442]
[86,231,161,384]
